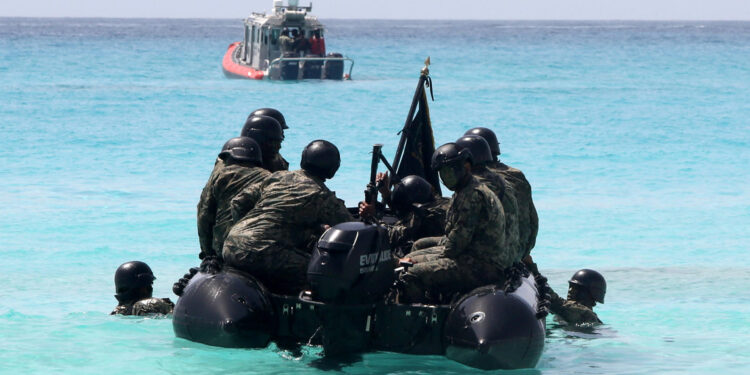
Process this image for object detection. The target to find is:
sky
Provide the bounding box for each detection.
[1,0,749,20]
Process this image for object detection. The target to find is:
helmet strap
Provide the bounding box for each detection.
[454,162,472,190]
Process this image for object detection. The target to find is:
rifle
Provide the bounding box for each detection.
[365,144,383,205]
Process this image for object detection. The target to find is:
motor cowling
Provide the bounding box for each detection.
[307,222,394,304]
[280,51,299,80]
[323,52,344,80]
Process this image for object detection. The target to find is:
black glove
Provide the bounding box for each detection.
[172,267,199,297]
[199,256,222,274]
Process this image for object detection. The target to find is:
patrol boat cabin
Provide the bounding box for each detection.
[222,0,354,80]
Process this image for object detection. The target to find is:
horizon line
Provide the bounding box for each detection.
[1,16,750,22]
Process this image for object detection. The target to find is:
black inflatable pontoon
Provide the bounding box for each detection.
[173,222,546,370]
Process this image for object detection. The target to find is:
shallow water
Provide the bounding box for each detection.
[1,18,749,374]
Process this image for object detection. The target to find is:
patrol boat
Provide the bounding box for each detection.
[222,0,354,80]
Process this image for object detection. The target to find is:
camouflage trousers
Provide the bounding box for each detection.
[224,242,311,295]
[410,236,445,255]
[401,246,503,304]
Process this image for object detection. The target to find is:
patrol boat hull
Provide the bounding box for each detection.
[222,42,265,80]
[222,41,353,80]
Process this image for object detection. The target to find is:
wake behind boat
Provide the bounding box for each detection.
[222,0,354,80]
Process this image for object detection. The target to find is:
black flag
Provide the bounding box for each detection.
[391,58,442,196]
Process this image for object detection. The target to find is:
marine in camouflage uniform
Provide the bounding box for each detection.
[223,140,353,295]
[547,269,606,325]
[362,175,450,256]
[488,161,538,259]
[465,127,538,259]
[413,135,522,263]
[548,289,602,325]
[197,137,270,260]
[386,197,450,256]
[111,297,174,316]
[403,177,508,303]
[472,168,521,260]
[400,143,510,304]
[247,108,291,173]
[241,115,288,173]
[111,261,174,316]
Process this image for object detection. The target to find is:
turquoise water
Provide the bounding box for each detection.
[1,18,749,374]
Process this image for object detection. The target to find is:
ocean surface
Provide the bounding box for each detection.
[1,18,749,374]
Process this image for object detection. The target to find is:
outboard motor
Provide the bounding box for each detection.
[280,51,300,80]
[172,269,276,348]
[323,52,344,80]
[302,56,323,79]
[308,222,394,304]
[307,222,395,355]
[443,274,545,370]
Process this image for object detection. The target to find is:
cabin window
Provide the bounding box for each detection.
[271,29,279,45]
[263,29,268,45]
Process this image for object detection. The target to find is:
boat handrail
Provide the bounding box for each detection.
[268,56,355,79]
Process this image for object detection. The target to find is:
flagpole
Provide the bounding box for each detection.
[390,57,431,180]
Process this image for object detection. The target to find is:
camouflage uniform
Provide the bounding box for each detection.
[401,176,509,303]
[488,161,538,258]
[386,197,450,256]
[197,159,270,260]
[110,298,174,316]
[473,166,522,262]
[279,35,294,53]
[266,153,289,172]
[549,289,602,324]
[223,169,354,294]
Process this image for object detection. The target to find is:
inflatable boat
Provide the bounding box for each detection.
[173,222,548,370]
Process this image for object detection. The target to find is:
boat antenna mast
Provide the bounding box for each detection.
[273,0,312,14]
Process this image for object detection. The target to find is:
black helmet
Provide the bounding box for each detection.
[431,142,472,171]
[300,140,340,179]
[241,128,270,146]
[249,108,288,130]
[455,135,492,165]
[431,143,472,190]
[114,261,155,304]
[390,175,434,213]
[241,115,283,142]
[569,269,607,304]
[218,137,262,165]
[465,127,500,157]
